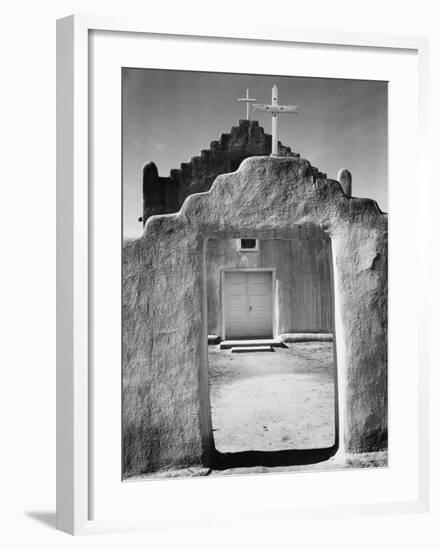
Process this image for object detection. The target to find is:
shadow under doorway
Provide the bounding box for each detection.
[205,234,338,469]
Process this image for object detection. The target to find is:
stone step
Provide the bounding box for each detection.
[230,346,273,353]
[219,339,282,349]
[208,334,220,345]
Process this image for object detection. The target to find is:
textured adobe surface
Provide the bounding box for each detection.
[142,119,326,222]
[123,156,387,477]
[337,168,352,197]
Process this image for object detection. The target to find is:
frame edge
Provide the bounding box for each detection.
[56,14,89,535]
[56,14,430,534]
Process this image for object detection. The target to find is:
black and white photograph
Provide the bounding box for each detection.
[121,68,388,480]
[1,0,437,544]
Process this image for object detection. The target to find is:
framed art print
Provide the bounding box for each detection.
[121,68,387,476]
[57,15,430,534]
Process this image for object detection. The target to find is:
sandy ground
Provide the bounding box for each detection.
[132,342,388,481]
[129,342,388,482]
[129,451,388,481]
[208,342,336,453]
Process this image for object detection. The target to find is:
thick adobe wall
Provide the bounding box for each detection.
[142,119,327,224]
[123,156,387,476]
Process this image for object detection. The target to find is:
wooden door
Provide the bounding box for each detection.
[224,271,272,339]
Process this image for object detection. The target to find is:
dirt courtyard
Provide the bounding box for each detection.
[208,342,335,453]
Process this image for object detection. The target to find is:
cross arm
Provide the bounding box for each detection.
[253,104,298,113]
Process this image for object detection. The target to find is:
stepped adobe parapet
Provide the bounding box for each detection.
[142,119,327,224]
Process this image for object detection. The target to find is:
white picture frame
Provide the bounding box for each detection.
[56,14,430,535]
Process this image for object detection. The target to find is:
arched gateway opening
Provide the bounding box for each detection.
[204,229,339,468]
[122,156,387,478]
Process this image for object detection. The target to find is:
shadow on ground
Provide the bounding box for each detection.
[213,444,338,469]
[25,511,56,529]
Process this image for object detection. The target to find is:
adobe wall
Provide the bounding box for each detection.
[206,237,333,336]
[142,119,326,222]
[123,156,387,477]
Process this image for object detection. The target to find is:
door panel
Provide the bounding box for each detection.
[225,273,248,338]
[224,271,273,339]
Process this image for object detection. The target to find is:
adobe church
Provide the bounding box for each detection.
[122,87,387,476]
[140,110,352,342]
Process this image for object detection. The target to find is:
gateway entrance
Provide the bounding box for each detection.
[223,271,273,339]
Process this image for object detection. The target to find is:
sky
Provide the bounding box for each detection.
[122,68,387,238]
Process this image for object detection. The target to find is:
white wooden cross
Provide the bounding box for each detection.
[237,88,257,120]
[253,84,298,156]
